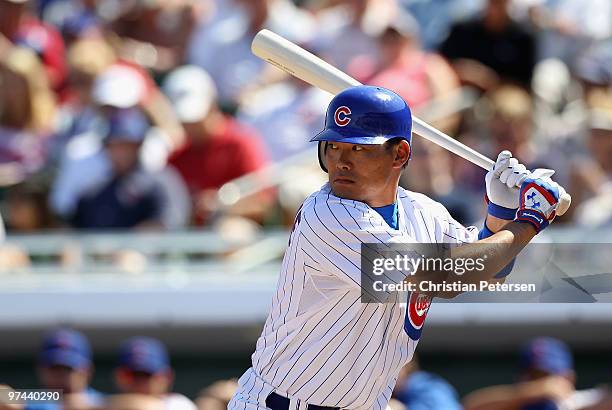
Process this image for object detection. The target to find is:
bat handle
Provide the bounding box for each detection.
[411,118,571,216]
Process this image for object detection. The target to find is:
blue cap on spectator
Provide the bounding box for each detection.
[520,337,573,375]
[105,108,149,144]
[62,13,100,38]
[118,337,170,374]
[38,328,92,369]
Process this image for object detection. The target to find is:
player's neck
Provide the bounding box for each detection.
[364,186,398,208]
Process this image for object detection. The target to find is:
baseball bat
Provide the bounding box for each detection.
[251,29,571,216]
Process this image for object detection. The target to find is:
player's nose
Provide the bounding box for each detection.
[336,147,353,171]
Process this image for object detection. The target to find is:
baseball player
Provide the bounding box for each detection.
[229,86,567,410]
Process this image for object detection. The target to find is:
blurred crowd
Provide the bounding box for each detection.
[0,0,611,237]
[2,329,612,410]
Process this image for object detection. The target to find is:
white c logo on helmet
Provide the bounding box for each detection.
[334,106,351,127]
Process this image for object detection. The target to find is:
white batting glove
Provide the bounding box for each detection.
[485,151,530,219]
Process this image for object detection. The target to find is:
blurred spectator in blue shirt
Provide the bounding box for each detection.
[70,108,190,229]
[393,358,462,410]
[27,328,105,410]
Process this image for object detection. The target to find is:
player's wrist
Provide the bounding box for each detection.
[484,214,512,233]
[485,194,517,220]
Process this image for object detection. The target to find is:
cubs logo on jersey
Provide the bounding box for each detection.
[334,106,351,126]
[404,292,431,340]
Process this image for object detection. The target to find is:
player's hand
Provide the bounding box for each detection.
[485,151,529,219]
[515,176,567,233]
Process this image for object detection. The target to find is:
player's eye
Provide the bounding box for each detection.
[328,143,338,150]
[353,145,364,151]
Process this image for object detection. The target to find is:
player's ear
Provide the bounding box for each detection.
[393,140,410,169]
[318,141,329,173]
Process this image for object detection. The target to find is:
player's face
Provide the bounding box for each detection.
[325,141,407,206]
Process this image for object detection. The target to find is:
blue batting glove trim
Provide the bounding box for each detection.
[487,202,518,220]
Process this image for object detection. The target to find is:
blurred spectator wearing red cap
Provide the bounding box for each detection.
[464,337,605,410]
[163,65,272,226]
[69,108,189,230]
[26,328,106,410]
[115,337,196,410]
[0,0,67,91]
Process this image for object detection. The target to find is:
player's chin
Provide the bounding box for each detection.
[330,180,362,201]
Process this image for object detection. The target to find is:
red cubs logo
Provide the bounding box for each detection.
[408,292,431,329]
[334,106,351,127]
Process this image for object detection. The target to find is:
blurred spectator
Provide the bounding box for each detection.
[400,136,481,225]
[4,182,54,231]
[195,379,238,410]
[572,101,612,228]
[392,357,462,410]
[365,11,460,118]
[104,394,164,410]
[0,0,67,91]
[0,46,51,186]
[575,39,612,93]
[186,0,315,107]
[114,337,196,410]
[0,203,31,272]
[163,65,272,225]
[401,0,484,50]
[28,328,105,410]
[50,59,184,220]
[237,77,332,162]
[313,0,397,75]
[0,385,24,410]
[90,61,185,151]
[0,44,56,133]
[439,0,536,90]
[42,0,103,45]
[70,108,190,230]
[463,337,605,410]
[478,85,537,165]
[108,0,202,73]
[48,37,115,162]
[527,0,612,66]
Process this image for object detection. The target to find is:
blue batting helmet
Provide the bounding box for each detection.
[311,85,412,172]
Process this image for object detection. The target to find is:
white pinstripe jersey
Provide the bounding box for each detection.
[238,183,478,410]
